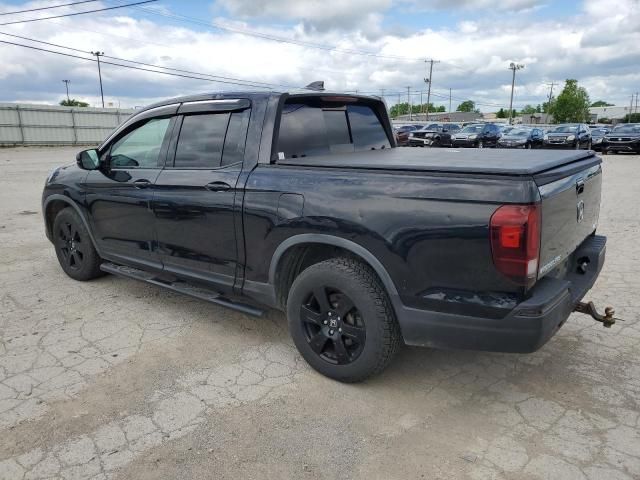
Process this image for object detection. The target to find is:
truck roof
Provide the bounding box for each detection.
[138,91,382,114]
[278,148,600,177]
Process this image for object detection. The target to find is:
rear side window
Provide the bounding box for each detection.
[173,109,249,168]
[276,101,390,159]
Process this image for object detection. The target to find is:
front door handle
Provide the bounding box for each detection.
[133,179,152,189]
[205,181,231,192]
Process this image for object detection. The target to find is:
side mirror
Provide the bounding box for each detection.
[76,149,100,170]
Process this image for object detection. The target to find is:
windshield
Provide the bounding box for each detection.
[424,123,441,130]
[591,129,607,136]
[550,125,578,133]
[612,124,640,134]
[460,125,483,133]
[509,129,531,137]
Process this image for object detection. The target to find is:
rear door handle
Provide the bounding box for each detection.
[205,181,231,192]
[133,179,152,189]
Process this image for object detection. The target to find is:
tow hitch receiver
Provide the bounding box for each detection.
[574,301,622,328]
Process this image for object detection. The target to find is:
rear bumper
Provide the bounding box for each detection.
[397,235,606,353]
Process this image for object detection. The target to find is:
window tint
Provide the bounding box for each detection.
[221,109,250,166]
[110,118,171,168]
[277,101,390,159]
[174,113,229,168]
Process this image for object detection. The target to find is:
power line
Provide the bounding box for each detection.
[0,31,299,90]
[0,39,293,89]
[0,0,157,26]
[115,0,469,71]
[0,0,98,16]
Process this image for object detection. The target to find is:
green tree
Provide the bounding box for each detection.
[549,79,591,123]
[456,100,475,112]
[623,113,640,123]
[520,105,537,115]
[436,105,446,112]
[390,102,409,118]
[591,100,614,107]
[496,108,506,118]
[60,99,89,107]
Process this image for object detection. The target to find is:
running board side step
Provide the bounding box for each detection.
[100,262,265,317]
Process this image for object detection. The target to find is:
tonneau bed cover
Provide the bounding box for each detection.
[278,148,600,176]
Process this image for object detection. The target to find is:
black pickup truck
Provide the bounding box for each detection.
[42,91,609,382]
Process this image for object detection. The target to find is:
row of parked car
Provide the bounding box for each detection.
[395,122,640,153]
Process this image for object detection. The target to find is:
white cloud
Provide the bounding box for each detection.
[0,0,638,111]
[215,0,391,31]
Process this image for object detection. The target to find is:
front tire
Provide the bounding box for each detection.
[286,257,401,383]
[53,208,103,281]
[477,140,484,149]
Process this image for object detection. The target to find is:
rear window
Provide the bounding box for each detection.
[276,100,390,159]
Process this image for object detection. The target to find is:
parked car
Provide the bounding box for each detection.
[497,127,544,149]
[602,123,640,154]
[394,125,420,146]
[543,124,592,149]
[499,125,515,135]
[42,91,609,382]
[451,123,501,148]
[590,128,609,152]
[408,123,461,147]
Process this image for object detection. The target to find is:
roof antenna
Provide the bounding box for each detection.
[304,81,325,91]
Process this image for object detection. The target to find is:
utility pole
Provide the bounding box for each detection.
[508,62,524,125]
[635,92,639,116]
[545,81,556,113]
[62,79,70,103]
[420,91,423,118]
[630,94,635,123]
[91,51,105,108]
[406,86,412,121]
[449,88,452,114]
[424,59,439,121]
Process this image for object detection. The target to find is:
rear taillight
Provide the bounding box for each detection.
[490,204,541,287]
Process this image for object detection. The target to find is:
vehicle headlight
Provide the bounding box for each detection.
[468,134,478,139]
[408,133,414,138]
[543,134,549,140]
[515,139,526,143]
[594,137,603,143]
[566,135,575,141]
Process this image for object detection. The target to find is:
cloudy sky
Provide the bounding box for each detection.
[0,0,638,111]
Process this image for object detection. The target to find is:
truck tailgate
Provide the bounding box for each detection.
[535,158,602,278]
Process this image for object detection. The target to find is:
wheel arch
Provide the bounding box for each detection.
[43,195,101,254]
[269,234,400,309]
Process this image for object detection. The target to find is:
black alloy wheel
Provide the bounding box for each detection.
[52,208,103,281]
[287,257,401,382]
[56,220,85,272]
[300,286,366,365]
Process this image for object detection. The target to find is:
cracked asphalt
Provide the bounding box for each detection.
[1,147,639,480]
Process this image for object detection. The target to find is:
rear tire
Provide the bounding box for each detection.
[286,257,401,383]
[53,208,103,281]
[477,140,484,149]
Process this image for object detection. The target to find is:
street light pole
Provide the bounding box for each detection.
[62,79,70,102]
[508,62,524,125]
[406,86,412,121]
[91,51,105,108]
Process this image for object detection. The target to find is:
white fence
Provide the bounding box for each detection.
[0,103,135,146]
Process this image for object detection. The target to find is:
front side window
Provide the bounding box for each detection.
[109,117,171,168]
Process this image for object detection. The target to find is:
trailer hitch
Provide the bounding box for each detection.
[573,301,622,328]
